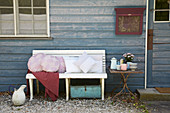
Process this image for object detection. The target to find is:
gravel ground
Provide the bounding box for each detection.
[0,92,146,113]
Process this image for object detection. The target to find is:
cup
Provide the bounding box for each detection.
[121,64,127,71]
[116,65,121,70]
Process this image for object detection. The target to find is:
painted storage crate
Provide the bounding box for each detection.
[70,85,101,98]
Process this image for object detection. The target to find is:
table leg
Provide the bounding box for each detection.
[113,83,126,101]
[113,73,135,101]
[121,73,136,98]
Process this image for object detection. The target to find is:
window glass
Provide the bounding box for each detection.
[155,0,170,21]
[34,9,46,15]
[155,11,169,21]
[33,0,46,7]
[156,0,169,9]
[0,0,14,35]
[0,0,13,6]
[18,0,31,7]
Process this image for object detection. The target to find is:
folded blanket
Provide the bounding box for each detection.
[27,70,59,101]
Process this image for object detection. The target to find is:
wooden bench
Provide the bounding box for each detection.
[26,50,107,101]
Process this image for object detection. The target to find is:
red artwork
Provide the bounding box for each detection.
[115,8,145,35]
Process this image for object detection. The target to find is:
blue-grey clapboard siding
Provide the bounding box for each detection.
[147,0,170,87]
[0,0,146,92]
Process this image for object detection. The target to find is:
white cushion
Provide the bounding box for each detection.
[80,57,97,73]
[64,56,82,73]
[74,52,89,67]
[89,61,103,73]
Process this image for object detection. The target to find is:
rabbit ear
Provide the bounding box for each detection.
[14,88,16,92]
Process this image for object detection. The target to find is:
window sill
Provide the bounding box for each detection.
[0,37,53,40]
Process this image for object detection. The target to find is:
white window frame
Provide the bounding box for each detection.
[0,0,50,38]
[153,0,170,23]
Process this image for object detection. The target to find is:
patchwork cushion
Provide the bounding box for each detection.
[27,53,45,72]
[80,57,97,73]
[56,56,66,73]
[41,55,60,72]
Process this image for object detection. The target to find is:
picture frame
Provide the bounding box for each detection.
[115,8,145,35]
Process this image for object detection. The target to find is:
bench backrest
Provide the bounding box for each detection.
[32,50,106,73]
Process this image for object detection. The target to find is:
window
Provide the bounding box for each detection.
[154,0,170,22]
[0,0,49,38]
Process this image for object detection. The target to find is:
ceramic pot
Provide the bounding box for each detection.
[121,64,127,71]
[127,62,132,70]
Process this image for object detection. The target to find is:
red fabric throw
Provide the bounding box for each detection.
[27,70,59,101]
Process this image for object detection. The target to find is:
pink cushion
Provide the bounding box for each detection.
[55,56,66,73]
[27,53,45,72]
[41,55,60,72]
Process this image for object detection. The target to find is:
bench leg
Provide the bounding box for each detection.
[65,78,69,101]
[101,78,104,100]
[29,79,33,101]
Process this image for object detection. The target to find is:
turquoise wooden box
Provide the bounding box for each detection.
[70,85,101,98]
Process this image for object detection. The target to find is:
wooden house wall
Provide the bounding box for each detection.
[147,0,170,88]
[0,0,146,92]
[152,24,170,87]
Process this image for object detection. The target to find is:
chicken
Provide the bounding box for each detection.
[12,85,26,106]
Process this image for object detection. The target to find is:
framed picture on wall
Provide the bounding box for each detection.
[115,8,145,35]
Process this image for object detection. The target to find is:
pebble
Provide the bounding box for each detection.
[0,94,144,113]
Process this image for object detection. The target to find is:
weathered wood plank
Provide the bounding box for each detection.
[153,65,170,71]
[0,62,27,70]
[153,58,170,65]
[0,70,27,77]
[153,76,170,85]
[153,51,170,58]
[153,44,170,51]
[51,23,115,31]
[153,71,170,77]
[51,15,146,23]
[154,30,170,37]
[52,38,145,46]
[51,7,115,15]
[50,23,146,31]
[0,38,145,46]
[51,15,115,23]
[51,31,145,38]
[0,47,56,54]
[0,85,21,92]
[0,77,26,85]
[50,0,145,7]
[153,36,170,43]
[51,7,147,15]
[154,23,170,30]
[0,54,30,62]
[0,46,145,54]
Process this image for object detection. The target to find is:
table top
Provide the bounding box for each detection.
[109,68,144,74]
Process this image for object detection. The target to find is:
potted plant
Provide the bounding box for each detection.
[123,53,135,69]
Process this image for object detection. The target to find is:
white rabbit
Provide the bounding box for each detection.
[12,85,26,106]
